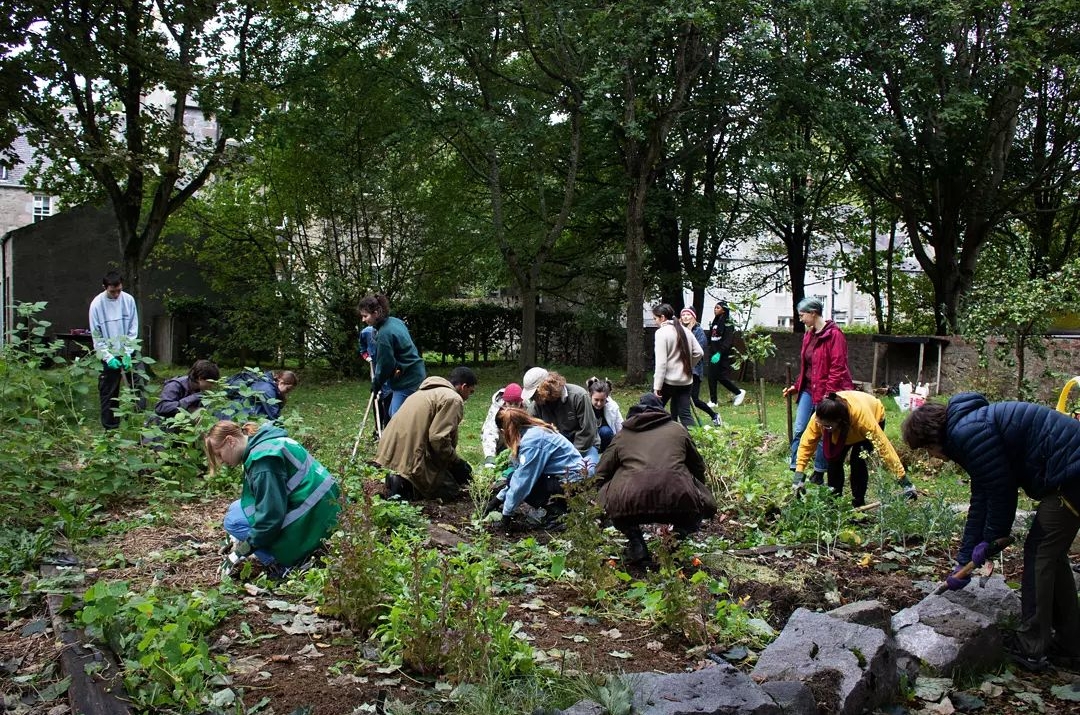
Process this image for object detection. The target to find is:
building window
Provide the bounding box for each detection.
[833,310,849,326]
[33,195,52,222]
[0,166,8,181]
[777,316,792,328]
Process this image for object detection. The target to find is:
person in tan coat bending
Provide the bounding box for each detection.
[375,367,477,500]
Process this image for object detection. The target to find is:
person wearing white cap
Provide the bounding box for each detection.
[522,367,600,474]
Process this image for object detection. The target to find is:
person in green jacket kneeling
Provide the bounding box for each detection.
[205,420,340,579]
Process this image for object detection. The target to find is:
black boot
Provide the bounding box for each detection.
[385,473,414,500]
[810,470,825,485]
[625,532,650,564]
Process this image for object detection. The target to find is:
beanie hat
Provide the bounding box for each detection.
[502,382,523,404]
[521,367,549,401]
[680,307,696,320]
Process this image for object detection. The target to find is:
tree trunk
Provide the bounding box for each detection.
[520,284,538,371]
[625,178,648,384]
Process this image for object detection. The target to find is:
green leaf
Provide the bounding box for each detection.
[37,675,71,702]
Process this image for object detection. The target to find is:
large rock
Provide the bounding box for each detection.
[891,594,1002,676]
[826,600,892,633]
[560,663,787,715]
[751,608,898,715]
[938,575,1021,623]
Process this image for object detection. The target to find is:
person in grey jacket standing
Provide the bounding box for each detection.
[88,271,141,428]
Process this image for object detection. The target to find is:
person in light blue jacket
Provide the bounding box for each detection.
[492,407,585,530]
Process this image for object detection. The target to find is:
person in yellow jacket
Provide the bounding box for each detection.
[795,390,916,507]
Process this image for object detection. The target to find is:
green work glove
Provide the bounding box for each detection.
[121,354,132,370]
[233,540,252,557]
[710,352,720,364]
[106,357,121,370]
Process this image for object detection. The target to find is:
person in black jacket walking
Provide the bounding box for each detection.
[902,393,1080,671]
[706,301,746,407]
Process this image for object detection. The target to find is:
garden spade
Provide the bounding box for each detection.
[933,535,1015,595]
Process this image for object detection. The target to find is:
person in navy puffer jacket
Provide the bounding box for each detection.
[902,392,1080,671]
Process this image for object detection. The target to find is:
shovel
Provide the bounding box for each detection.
[933,535,1015,595]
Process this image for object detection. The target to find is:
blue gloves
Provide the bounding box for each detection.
[970,541,992,568]
[106,357,121,370]
[710,352,720,364]
[121,353,132,370]
[945,565,971,591]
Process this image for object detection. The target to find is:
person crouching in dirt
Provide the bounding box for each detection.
[219,369,298,422]
[480,382,525,469]
[205,420,340,579]
[375,367,478,501]
[522,367,601,474]
[586,376,623,452]
[795,391,916,507]
[902,393,1080,672]
[488,406,586,531]
[594,394,717,565]
[152,359,221,422]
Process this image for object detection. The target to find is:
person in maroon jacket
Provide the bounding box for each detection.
[782,297,854,484]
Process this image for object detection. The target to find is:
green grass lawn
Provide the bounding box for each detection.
[269,360,905,473]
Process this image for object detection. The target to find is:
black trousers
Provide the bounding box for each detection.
[825,440,871,507]
[660,383,694,428]
[98,362,145,429]
[707,360,740,403]
[1018,495,1080,658]
[690,375,717,420]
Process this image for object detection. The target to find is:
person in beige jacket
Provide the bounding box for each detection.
[375,367,477,500]
[796,390,916,507]
[651,303,703,428]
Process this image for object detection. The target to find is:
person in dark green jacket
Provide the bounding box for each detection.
[205,421,340,577]
[357,293,426,418]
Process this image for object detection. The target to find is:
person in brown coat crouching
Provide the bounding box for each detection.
[594,393,717,564]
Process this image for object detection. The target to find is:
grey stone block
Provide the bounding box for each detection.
[751,608,898,715]
[827,600,893,633]
[760,681,817,715]
[892,595,1003,675]
[937,574,1021,623]
[560,664,782,715]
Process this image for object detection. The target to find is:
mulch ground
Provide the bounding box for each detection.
[4,493,1080,715]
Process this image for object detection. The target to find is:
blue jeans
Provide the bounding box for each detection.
[388,387,417,418]
[223,500,277,565]
[598,425,614,452]
[789,391,826,473]
[581,445,600,476]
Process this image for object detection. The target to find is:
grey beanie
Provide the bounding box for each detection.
[796,297,824,314]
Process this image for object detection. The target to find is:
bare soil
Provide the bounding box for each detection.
[4,493,1080,715]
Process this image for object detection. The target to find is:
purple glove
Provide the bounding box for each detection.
[945,565,971,591]
[970,541,991,567]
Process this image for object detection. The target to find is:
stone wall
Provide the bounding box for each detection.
[753,331,1080,402]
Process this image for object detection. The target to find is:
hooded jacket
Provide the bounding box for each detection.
[944,392,1080,563]
[594,409,716,523]
[375,376,465,496]
[795,390,905,478]
[792,320,853,404]
[240,423,340,565]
